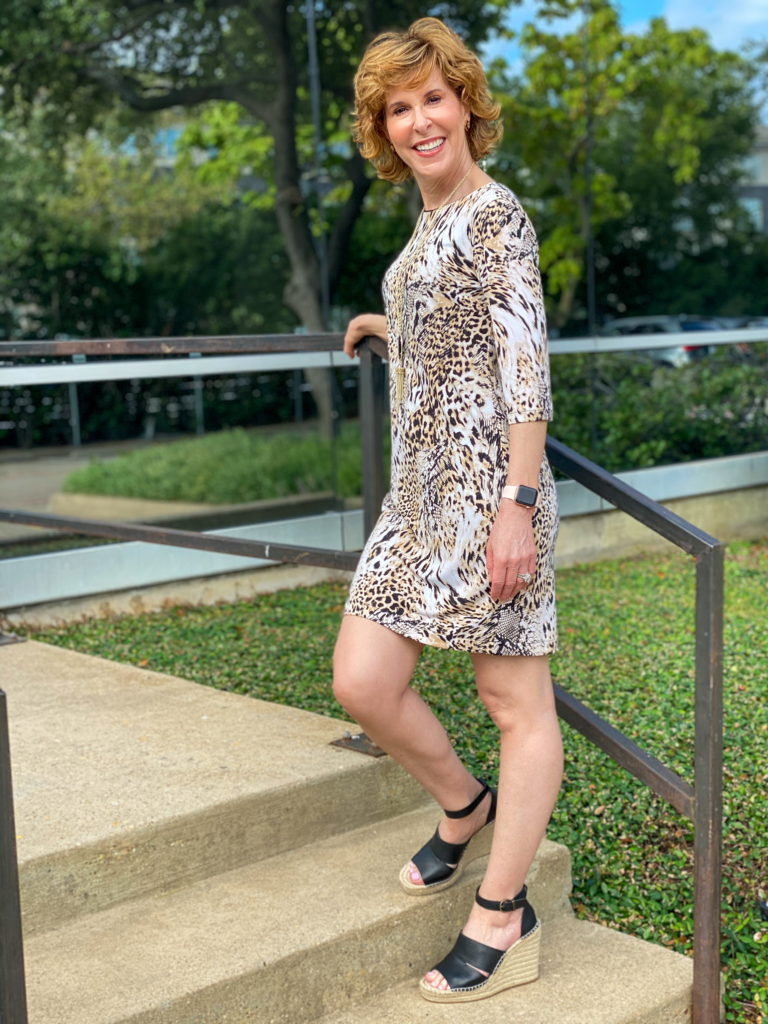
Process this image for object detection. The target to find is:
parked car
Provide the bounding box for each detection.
[600,315,723,367]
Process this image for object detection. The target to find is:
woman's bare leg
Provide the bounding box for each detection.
[333,615,491,845]
[422,653,563,991]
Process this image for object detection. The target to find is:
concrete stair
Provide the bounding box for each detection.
[1,639,694,1024]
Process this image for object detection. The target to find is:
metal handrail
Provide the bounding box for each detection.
[0,689,28,1024]
[0,333,723,1023]
[0,335,341,356]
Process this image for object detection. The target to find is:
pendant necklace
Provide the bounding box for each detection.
[394,164,475,411]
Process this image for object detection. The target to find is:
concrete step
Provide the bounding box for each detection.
[315,916,693,1024]
[3,640,428,935]
[5,640,694,1024]
[23,809,571,1024]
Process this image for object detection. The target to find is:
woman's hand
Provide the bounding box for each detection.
[343,313,388,358]
[485,502,537,603]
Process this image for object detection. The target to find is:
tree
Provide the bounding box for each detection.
[1,1,511,429]
[1,1,511,327]
[0,109,237,339]
[493,0,762,330]
[595,18,765,319]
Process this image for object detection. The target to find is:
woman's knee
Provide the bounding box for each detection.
[474,655,556,731]
[332,616,420,717]
[331,658,377,716]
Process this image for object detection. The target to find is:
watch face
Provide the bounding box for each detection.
[516,485,538,507]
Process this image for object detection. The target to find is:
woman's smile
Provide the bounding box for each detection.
[413,137,446,154]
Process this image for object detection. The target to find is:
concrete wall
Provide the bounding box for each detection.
[554,484,767,567]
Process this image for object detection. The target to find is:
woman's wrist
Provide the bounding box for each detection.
[497,499,535,519]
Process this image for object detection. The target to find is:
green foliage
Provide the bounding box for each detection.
[142,202,296,337]
[493,0,763,330]
[29,538,768,1022]
[550,345,768,471]
[60,422,390,502]
[0,103,296,342]
[1,0,765,342]
[0,0,513,334]
[177,104,277,212]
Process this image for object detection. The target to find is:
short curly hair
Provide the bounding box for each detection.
[352,17,502,184]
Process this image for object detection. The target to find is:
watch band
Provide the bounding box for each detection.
[501,484,538,508]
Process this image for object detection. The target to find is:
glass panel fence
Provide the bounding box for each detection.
[0,353,366,586]
[549,339,768,477]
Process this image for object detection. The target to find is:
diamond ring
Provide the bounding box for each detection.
[517,572,533,583]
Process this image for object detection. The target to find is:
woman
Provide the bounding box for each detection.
[333,16,563,1003]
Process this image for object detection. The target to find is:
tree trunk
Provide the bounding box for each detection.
[258,1,336,437]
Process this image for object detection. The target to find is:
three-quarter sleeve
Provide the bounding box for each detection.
[470,195,553,424]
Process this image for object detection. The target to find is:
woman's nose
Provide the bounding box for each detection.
[413,105,432,132]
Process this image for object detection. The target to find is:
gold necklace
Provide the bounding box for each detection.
[393,165,476,410]
[423,163,475,212]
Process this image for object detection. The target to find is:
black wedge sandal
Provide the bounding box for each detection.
[419,885,541,1003]
[399,777,496,895]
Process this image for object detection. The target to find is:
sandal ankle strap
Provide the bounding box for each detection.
[444,777,490,820]
[475,884,528,913]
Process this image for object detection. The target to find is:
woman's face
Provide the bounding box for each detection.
[384,70,470,185]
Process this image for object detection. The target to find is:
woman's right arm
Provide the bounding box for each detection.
[343,313,388,359]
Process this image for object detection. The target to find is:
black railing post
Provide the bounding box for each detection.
[693,545,725,1024]
[0,690,28,1024]
[358,339,386,538]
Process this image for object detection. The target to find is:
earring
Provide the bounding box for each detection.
[465,118,470,131]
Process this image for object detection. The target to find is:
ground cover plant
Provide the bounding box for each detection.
[30,538,767,1022]
[59,422,383,503]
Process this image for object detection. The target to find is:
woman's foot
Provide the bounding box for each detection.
[406,785,494,886]
[419,887,540,1002]
[421,901,523,991]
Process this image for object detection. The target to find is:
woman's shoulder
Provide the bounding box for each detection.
[465,181,537,251]
[464,180,527,217]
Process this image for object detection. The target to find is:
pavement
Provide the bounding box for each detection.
[0,446,115,543]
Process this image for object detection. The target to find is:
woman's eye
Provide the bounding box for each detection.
[426,94,441,104]
[393,105,407,116]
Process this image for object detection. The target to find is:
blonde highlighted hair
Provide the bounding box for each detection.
[353,17,502,183]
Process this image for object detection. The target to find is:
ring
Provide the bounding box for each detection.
[517,572,533,582]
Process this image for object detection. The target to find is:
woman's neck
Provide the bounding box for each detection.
[419,162,490,211]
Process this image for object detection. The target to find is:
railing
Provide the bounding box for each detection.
[0,333,723,1023]
[2,326,765,449]
[0,688,28,1024]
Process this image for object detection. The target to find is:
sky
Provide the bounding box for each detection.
[484,0,768,59]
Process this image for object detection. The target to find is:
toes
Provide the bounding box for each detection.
[408,861,424,885]
[423,970,450,991]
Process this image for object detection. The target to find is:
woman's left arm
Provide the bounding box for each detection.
[486,419,547,603]
[470,195,553,604]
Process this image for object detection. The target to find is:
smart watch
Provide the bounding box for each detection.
[501,484,538,508]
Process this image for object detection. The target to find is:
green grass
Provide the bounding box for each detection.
[29,538,768,1022]
[60,423,390,503]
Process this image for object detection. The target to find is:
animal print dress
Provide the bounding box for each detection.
[344,181,558,656]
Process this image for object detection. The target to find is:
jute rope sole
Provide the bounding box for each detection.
[397,820,495,895]
[419,920,541,1003]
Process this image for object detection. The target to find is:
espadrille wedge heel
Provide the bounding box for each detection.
[419,885,540,1003]
[399,778,497,895]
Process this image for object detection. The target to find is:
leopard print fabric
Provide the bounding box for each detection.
[344,181,558,656]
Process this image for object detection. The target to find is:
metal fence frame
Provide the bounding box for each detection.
[0,333,724,1023]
